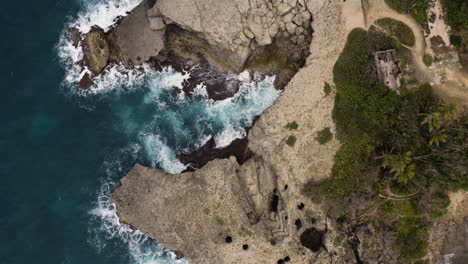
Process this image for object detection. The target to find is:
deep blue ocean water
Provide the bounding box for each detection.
[0,0,280,263]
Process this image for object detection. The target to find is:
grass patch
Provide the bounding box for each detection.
[324,82,332,96]
[286,135,297,147]
[423,54,433,66]
[384,0,429,24]
[380,199,418,217]
[376,18,416,46]
[285,121,298,130]
[395,217,428,262]
[315,127,333,144]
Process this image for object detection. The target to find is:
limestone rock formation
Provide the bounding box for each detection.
[112,0,344,263]
[157,0,251,71]
[107,0,166,66]
[113,157,300,264]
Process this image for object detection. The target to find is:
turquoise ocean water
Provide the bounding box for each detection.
[0,0,280,263]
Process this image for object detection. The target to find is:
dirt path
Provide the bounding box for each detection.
[343,0,468,109]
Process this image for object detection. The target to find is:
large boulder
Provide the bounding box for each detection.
[156,0,252,71]
[82,26,109,75]
[106,0,166,66]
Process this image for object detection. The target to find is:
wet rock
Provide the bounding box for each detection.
[82,26,109,75]
[300,228,324,252]
[79,73,94,90]
[69,27,81,48]
[177,136,251,170]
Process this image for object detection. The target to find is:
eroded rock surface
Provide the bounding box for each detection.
[107,0,166,66]
[113,1,348,263]
[82,26,109,75]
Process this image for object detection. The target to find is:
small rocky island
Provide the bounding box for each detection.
[73,0,468,263]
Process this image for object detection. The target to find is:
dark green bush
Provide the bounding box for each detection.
[395,217,428,261]
[376,18,416,46]
[286,135,297,146]
[285,121,298,130]
[315,127,333,144]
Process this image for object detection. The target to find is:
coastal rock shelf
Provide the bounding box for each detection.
[112,0,352,263]
[73,0,315,91]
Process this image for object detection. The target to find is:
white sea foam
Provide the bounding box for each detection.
[57,0,145,95]
[59,2,282,263]
[73,0,142,34]
[90,175,189,264]
[209,75,280,148]
[140,133,187,174]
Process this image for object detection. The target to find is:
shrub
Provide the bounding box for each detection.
[423,54,433,66]
[315,127,333,144]
[380,199,418,217]
[286,135,297,146]
[376,18,416,46]
[324,82,332,96]
[285,121,298,130]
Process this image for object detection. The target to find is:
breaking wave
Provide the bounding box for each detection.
[57,0,281,263]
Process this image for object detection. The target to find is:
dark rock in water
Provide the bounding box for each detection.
[82,26,109,75]
[79,73,94,90]
[177,136,250,171]
[69,27,81,48]
[150,52,244,101]
[174,250,184,259]
[300,228,324,252]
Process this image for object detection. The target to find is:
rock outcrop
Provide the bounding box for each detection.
[78,0,315,89]
[82,26,109,75]
[113,0,351,263]
[106,0,166,66]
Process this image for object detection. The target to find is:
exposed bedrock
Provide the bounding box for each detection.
[112,0,352,263]
[77,0,314,91]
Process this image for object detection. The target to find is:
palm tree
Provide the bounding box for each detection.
[382,151,416,184]
[421,112,442,132]
[437,103,458,121]
[429,128,448,147]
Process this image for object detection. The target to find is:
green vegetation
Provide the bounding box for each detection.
[315,127,333,144]
[395,217,428,261]
[444,0,468,71]
[304,28,468,263]
[286,135,297,146]
[423,54,433,66]
[380,199,418,217]
[384,0,429,24]
[376,18,416,46]
[324,82,332,96]
[285,121,298,130]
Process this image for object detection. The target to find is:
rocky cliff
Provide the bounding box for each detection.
[112,0,353,263]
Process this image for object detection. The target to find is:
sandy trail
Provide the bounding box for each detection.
[342,0,468,109]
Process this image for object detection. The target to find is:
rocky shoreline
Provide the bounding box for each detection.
[107,0,468,264]
[111,0,345,263]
